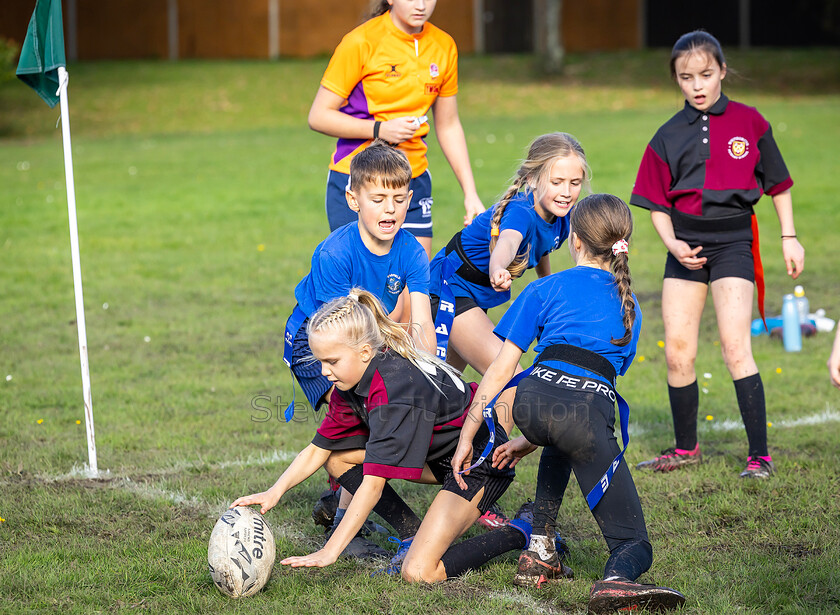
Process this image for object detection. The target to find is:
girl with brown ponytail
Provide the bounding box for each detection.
[451,195,686,613]
[233,289,533,581]
[428,133,588,416]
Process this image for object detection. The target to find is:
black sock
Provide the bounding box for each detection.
[440,525,526,578]
[734,373,768,457]
[335,465,421,539]
[669,381,699,450]
[603,540,653,581]
[533,446,572,536]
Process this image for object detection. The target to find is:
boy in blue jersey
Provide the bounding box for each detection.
[286,141,435,413]
[284,142,436,558]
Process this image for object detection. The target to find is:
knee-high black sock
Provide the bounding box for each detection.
[734,373,767,457]
[440,525,527,578]
[669,381,699,450]
[335,465,421,539]
[533,446,572,537]
[603,540,653,581]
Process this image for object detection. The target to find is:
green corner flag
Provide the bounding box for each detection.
[16,0,67,108]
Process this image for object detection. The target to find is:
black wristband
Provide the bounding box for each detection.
[373,121,381,139]
[781,235,797,239]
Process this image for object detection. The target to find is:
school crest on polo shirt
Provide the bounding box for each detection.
[728,136,749,160]
[429,63,439,79]
[386,273,404,296]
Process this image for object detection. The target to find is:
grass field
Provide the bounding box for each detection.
[1,50,839,614]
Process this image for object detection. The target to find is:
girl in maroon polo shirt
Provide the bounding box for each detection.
[630,31,805,479]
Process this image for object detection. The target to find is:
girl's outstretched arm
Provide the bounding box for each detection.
[451,340,524,489]
[771,189,804,278]
[230,443,331,515]
[280,474,386,568]
[488,229,525,291]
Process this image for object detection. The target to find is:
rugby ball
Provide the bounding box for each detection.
[208,506,276,598]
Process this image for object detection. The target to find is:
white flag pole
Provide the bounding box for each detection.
[56,66,98,477]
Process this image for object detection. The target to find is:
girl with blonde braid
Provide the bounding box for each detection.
[232,289,531,580]
[428,133,587,432]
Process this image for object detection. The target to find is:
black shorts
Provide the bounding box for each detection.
[666,208,755,284]
[429,416,514,514]
[664,239,754,284]
[430,293,486,319]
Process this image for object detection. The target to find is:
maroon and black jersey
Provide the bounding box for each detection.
[312,349,476,480]
[630,94,793,221]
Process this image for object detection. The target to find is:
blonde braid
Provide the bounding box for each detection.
[488,175,531,278]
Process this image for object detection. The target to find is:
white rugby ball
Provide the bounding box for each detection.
[208,506,276,598]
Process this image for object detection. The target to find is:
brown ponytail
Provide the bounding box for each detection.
[568,194,636,346]
[489,132,589,279]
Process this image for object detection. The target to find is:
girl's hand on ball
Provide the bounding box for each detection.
[230,491,279,515]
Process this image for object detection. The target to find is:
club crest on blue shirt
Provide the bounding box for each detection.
[727,136,749,160]
[386,273,404,296]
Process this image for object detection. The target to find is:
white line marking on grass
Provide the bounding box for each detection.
[216,449,299,469]
[40,449,299,483]
[630,406,840,437]
[708,407,840,432]
[116,477,206,508]
[487,589,556,614]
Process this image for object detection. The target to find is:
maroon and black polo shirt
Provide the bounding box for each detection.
[631,94,793,228]
[312,349,476,480]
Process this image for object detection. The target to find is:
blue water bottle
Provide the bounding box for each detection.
[782,293,802,352]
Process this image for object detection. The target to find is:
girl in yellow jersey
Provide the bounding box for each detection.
[308,0,484,258]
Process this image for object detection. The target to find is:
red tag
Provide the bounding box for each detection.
[424,83,440,95]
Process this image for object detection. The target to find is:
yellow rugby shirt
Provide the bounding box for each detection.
[320,12,458,178]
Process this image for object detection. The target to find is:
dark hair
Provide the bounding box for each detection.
[488,132,589,278]
[370,1,390,17]
[669,30,726,79]
[569,194,636,346]
[348,139,411,191]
